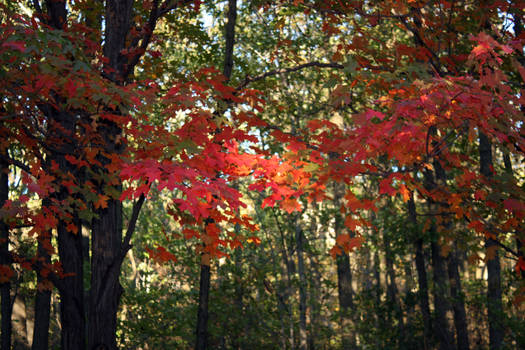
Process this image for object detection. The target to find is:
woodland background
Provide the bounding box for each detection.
[0,0,524,349]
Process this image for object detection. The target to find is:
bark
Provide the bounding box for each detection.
[295,220,308,350]
[195,262,211,350]
[0,156,12,350]
[447,244,470,350]
[430,240,454,350]
[383,229,405,344]
[333,183,356,350]
[479,133,504,350]
[434,159,470,350]
[87,1,137,348]
[273,209,295,349]
[194,1,237,349]
[42,108,85,350]
[407,196,432,349]
[423,168,454,350]
[39,3,86,349]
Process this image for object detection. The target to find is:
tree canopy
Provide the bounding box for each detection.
[0,0,524,349]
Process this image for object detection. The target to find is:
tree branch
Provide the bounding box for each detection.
[236,61,345,90]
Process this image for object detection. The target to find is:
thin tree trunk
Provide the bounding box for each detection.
[195,261,211,350]
[408,196,432,350]
[502,152,525,279]
[0,156,12,350]
[447,244,470,350]
[430,239,454,350]
[333,183,356,350]
[195,2,237,349]
[383,228,405,345]
[295,219,308,350]
[479,132,504,350]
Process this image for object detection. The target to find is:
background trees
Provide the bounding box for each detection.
[0,0,524,349]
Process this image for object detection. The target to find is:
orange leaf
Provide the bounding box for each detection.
[94,194,109,209]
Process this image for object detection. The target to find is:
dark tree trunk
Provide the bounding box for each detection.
[479,133,504,350]
[383,229,405,344]
[336,253,356,350]
[195,2,237,349]
[39,3,86,349]
[408,196,432,349]
[333,183,356,350]
[195,262,210,350]
[434,159,470,350]
[89,194,123,350]
[0,156,12,350]
[447,244,470,350]
[32,246,51,350]
[502,153,525,279]
[430,240,454,350]
[423,167,454,350]
[40,107,86,350]
[295,221,308,350]
[87,1,134,348]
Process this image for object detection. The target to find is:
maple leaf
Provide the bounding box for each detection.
[94,194,109,209]
[399,184,410,202]
[146,245,177,264]
[280,197,302,214]
[379,176,396,196]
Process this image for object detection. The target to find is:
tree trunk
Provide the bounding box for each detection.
[434,158,470,350]
[447,244,470,350]
[408,196,432,349]
[295,220,308,350]
[195,261,210,350]
[0,156,12,350]
[195,1,237,349]
[502,152,525,279]
[479,133,504,350]
[44,109,86,350]
[383,228,405,345]
[87,1,134,348]
[430,240,454,350]
[423,167,454,350]
[333,183,357,350]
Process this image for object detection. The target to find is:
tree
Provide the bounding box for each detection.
[1,0,524,349]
